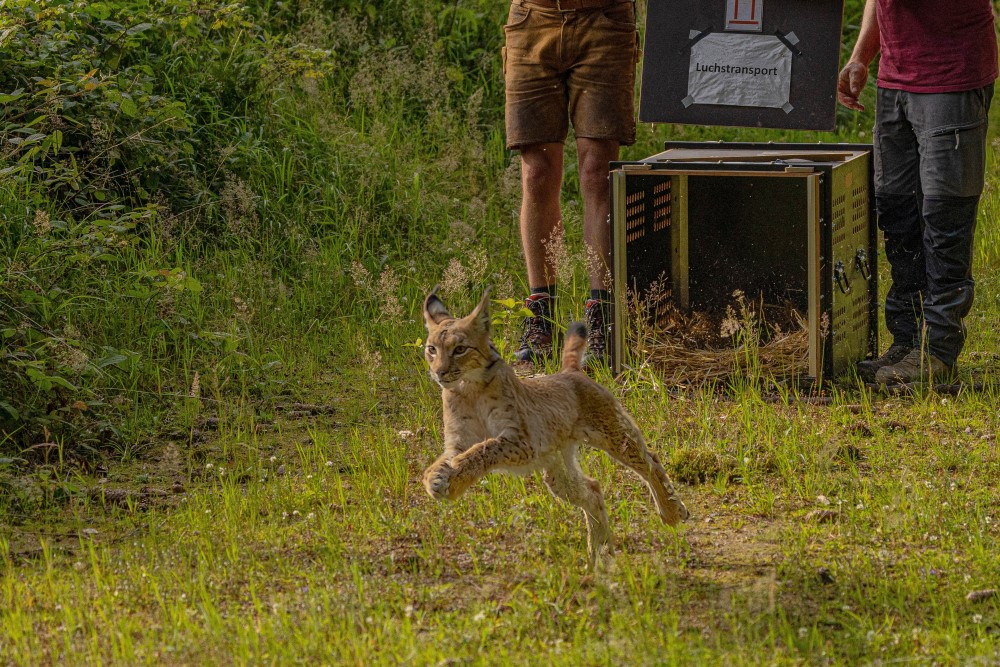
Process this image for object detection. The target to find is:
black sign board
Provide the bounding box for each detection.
[638,0,845,130]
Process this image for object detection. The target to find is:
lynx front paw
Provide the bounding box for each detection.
[662,496,690,526]
[423,463,454,501]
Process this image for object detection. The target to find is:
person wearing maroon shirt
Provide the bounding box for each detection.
[838,0,998,385]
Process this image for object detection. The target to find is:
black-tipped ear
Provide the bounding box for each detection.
[466,286,492,332]
[423,286,452,329]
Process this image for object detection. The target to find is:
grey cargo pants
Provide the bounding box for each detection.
[874,84,994,366]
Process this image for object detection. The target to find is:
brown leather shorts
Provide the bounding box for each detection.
[503,0,639,149]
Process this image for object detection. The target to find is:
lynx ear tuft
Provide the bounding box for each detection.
[423,286,452,328]
[467,286,492,332]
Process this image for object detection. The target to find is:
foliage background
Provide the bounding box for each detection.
[0,0,875,459]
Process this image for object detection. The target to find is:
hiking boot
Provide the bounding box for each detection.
[856,344,912,383]
[584,298,610,367]
[875,348,957,385]
[514,293,554,364]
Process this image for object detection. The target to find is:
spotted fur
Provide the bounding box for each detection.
[421,287,689,565]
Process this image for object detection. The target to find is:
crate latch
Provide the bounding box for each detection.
[855,248,871,281]
[834,260,852,294]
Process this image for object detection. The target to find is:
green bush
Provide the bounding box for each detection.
[1,0,512,460]
[0,0,333,454]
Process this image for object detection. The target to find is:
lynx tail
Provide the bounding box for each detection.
[560,321,588,373]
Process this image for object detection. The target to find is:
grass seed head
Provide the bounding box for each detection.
[32,209,51,235]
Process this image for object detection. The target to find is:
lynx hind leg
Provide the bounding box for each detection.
[542,453,612,567]
[590,406,689,526]
[644,448,690,526]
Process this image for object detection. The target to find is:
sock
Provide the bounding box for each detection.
[531,285,556,298]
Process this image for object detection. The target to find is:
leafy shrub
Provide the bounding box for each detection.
[1,0,513,462]
[0,0,332,454]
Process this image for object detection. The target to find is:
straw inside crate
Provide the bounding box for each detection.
[626,287,810,385]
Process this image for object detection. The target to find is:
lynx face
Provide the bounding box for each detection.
[423,289,497,389]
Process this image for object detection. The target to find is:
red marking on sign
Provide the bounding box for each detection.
[730,0,760,24]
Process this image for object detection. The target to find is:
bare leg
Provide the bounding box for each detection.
[542,449,612,566]
[519,143,565,288]
[423,436,533,501]
[577,137,619,291]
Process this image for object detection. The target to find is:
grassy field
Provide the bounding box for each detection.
[2,0,1000,664]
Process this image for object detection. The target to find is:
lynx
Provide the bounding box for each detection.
[420,288,689,565]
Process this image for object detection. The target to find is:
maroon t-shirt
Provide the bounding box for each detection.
[876,0,998,93]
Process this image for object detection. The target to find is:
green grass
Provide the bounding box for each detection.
[2,377,999,664]
[3,0,1000,663]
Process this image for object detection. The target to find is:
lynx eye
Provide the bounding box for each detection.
[425,345,437,356]
[453,345,469,355]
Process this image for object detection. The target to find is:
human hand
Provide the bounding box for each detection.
[837,61,869,111]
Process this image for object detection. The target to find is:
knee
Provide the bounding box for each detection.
[521,148,562,188]
[578,159,611,195]
[522,156,559,182]
[875,194,919,226]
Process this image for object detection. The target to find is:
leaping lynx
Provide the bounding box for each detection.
[420,288,689,564]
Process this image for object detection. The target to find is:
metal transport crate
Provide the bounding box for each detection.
[610,142,877,382]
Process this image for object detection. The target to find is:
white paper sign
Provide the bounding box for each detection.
[685,33,793,111]
[725,0,762,32]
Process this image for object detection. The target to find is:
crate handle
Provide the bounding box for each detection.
[834,260,852,294]
[855,248,872,281]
